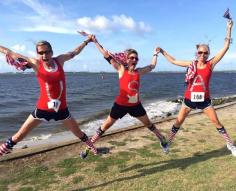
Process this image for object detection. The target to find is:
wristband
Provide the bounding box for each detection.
[225,37,233,44]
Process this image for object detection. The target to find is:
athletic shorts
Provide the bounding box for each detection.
[31,107,71,121]
[183,98,212,110]
[110,102,147,119]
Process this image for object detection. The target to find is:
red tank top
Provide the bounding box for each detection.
[115,70,140,106]
[184,61,212,100]
[36,59,67,111]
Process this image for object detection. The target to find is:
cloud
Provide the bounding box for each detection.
[0,54,16,72]
[77,15,152,34]
[16,0,76,34]
[13,0,151,35]
[27,50,36,57]
[11,44,26,52]
[21,24,76,34]
[223,52,236,63]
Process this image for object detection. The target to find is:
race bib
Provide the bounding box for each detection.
[191,92,205,102]
[128,94,138,103]
[47,99,61,112]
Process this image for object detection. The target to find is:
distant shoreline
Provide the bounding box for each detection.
[1,70,236,74]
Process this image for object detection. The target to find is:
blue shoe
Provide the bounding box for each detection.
[80,149,89,159]
[160,138,169,154]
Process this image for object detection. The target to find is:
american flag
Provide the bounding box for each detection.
[185,61,197,84]
[5,54,31,71]
[77,31,90,36]
[223,8,231,20]
[109,52,127,66]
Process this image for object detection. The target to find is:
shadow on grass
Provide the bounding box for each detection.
[97,147,110,155]
[74,146,230,191]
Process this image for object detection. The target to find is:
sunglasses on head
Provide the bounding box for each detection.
[197,51,209,56]
[128,56,139,61]
[37,50,51,55]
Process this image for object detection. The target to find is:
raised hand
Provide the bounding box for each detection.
[155,47,161,54]
[227,19,233,29]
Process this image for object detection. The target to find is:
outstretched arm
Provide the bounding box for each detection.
[209,20,233,67]
[57,35,93,66]
[159,48,191,67]
[0,45,37,69]
[138,47,160,75]
[91,35,122,72]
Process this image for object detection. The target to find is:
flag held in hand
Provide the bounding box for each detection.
[223,8,232,20]
[77,31,90,36]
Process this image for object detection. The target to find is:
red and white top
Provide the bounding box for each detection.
[115,70,140,106]
[36,58,67,111]
[184,61,212,101]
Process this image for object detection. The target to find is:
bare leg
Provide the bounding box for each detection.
[62,117,97,154]
[62,117,84,138]
[1,115,41,156]
[136,114,152,127]
[168,105,192,145]
[203,106,233,145]
[203,106,222,128]
[12,115,42,142]
[174,106,192,127]
[136,114,164,140]
[136,114,169,153]
[101,115,117,131]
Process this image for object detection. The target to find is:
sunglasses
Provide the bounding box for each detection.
[128,56,139,61]
[197,51,209,56]
[38,50,51,55]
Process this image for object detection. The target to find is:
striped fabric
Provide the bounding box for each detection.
[223,8,231,20]
[0,138,16,156]
[91,132,101,143]
[217,127,233,145]
[77,31,89,36]
[167,126,180,145]
[185,61,197,84]
[0,142,11,156]
[91,127,105,143]
[5,54,30,71]
[221,133,233,145]
[168,133,176,145]
[148,124,163,141]
[109,52,127,66]
[0,143,10,156]
[85,139,98,154]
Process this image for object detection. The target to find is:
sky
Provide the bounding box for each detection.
[0,0,235,73]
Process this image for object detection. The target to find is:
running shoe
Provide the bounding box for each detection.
[160,137,169,154]
[227,143,236,157]
[80,149,90,159]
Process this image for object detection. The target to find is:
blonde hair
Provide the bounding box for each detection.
[36,41,53,53]
[196,44,210,54]
[125,49,138,57]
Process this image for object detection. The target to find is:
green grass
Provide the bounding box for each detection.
[108,140,127,146]
[72,176,84,184]
[57,158,82,176]
[1,142,236,191]
[1,107,236,191]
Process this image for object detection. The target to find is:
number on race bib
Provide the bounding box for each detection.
[47,99,61,112]
[191,92,205,102]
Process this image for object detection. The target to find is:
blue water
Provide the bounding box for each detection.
[0,71,235,140]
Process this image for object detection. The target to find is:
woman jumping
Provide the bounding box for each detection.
[158,19,236,156]
[80,35,169,158]
[0,36,98,157]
